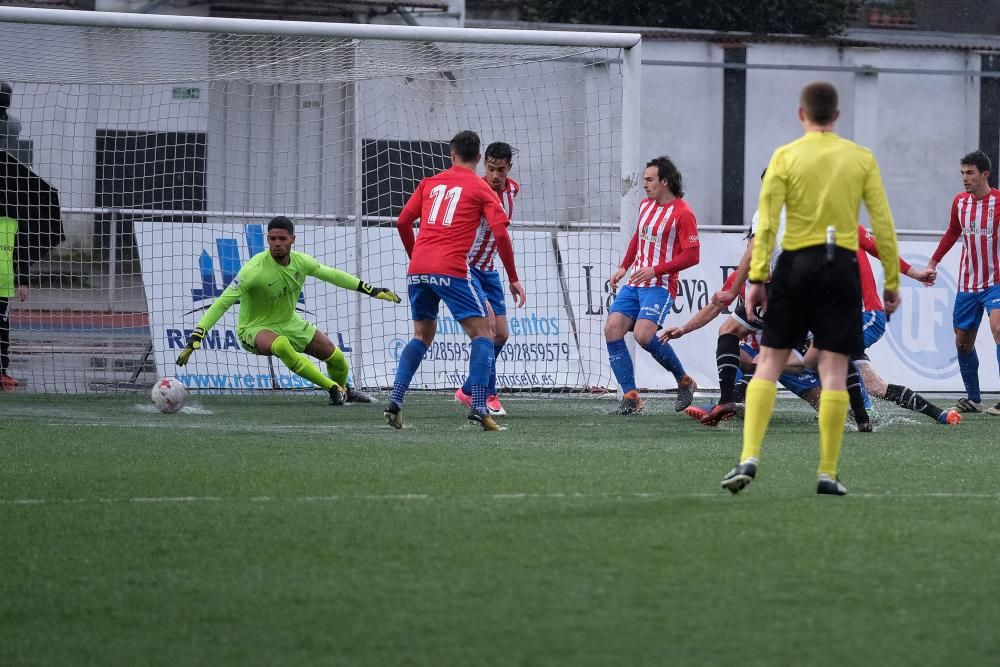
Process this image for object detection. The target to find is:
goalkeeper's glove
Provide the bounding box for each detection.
[357,280,401,304]
[176,326,206,366]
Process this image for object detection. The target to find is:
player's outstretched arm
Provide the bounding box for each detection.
[310,263,401,303]
[713,240,752,307]
[480,185,526,306]
[905,265,936,286]
[929,197,962,272]
[751,152,786,284]
[859,225,929,284]
[658,301,724,342]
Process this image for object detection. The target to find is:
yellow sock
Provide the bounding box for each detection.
[740,378,777,463]
[271,335,334,390]
[324,348,349,388]
[818,389,849,477]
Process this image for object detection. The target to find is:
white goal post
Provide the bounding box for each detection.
[0,7,642,394]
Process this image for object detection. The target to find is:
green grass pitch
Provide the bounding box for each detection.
[2,391,999,666]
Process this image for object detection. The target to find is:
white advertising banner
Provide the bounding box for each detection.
[137,223,582,391]
[556,233,998,394]
[868,240,998,392]
[137,225,998,394]
[361,229,584,391]
[558,231,749,391]
[137,222,359,391]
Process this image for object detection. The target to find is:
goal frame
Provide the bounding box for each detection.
[0,6,641,393]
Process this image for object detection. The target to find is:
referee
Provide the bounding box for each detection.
[721,81,901,496]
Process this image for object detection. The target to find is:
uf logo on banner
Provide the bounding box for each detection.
[885,254,957,379]
[190,224,304,305]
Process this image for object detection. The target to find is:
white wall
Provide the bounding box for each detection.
[637,39,983,230]
[744,44,979,231]
[744,45,856,223]
[641,40,725,227]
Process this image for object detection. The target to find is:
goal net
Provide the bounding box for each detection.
[0,9,640,395]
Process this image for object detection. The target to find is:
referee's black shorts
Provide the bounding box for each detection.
[760,245,864,356]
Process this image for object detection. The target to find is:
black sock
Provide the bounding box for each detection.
[885,383,944,420]
[847,361,869,423]
[716,334,740,404]
[735,367,754,403]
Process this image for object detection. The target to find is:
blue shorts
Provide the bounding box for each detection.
[469,267,506,316]
[778,369,822,397]
[609,285,673,326]
[861,310,887,349]
[953,284,1000,331]
[407,273,488,322]
[740,342,820,398]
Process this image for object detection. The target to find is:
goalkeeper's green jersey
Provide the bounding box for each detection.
[0,216,17,298]
[196,250,360,331]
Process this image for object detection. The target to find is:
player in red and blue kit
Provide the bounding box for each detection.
[855,225,921,353]
[851,226,959,424]
[388,130,527,430]
[925,150,1000,415]
[663,268,826,418]
[454,142,519,417]
[605,156,700,415]
[800,225,960,425]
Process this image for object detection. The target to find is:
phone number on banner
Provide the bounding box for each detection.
[423,342,573,362]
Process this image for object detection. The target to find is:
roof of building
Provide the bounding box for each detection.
[207,0,448,18]
[0,0,93,8]
[465,19,1000,54]
[202,0,448,22]
[0,0,450,17]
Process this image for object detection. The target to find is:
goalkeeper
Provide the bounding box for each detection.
[176,216,401,404]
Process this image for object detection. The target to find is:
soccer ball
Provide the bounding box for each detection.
[151,377,188,414]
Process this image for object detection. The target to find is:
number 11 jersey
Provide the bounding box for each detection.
[398,165,511,278]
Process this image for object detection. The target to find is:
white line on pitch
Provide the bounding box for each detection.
[0,492,701,505]
[3,491,1000,506]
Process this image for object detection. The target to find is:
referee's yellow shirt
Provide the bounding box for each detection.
[751,131,900,291]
